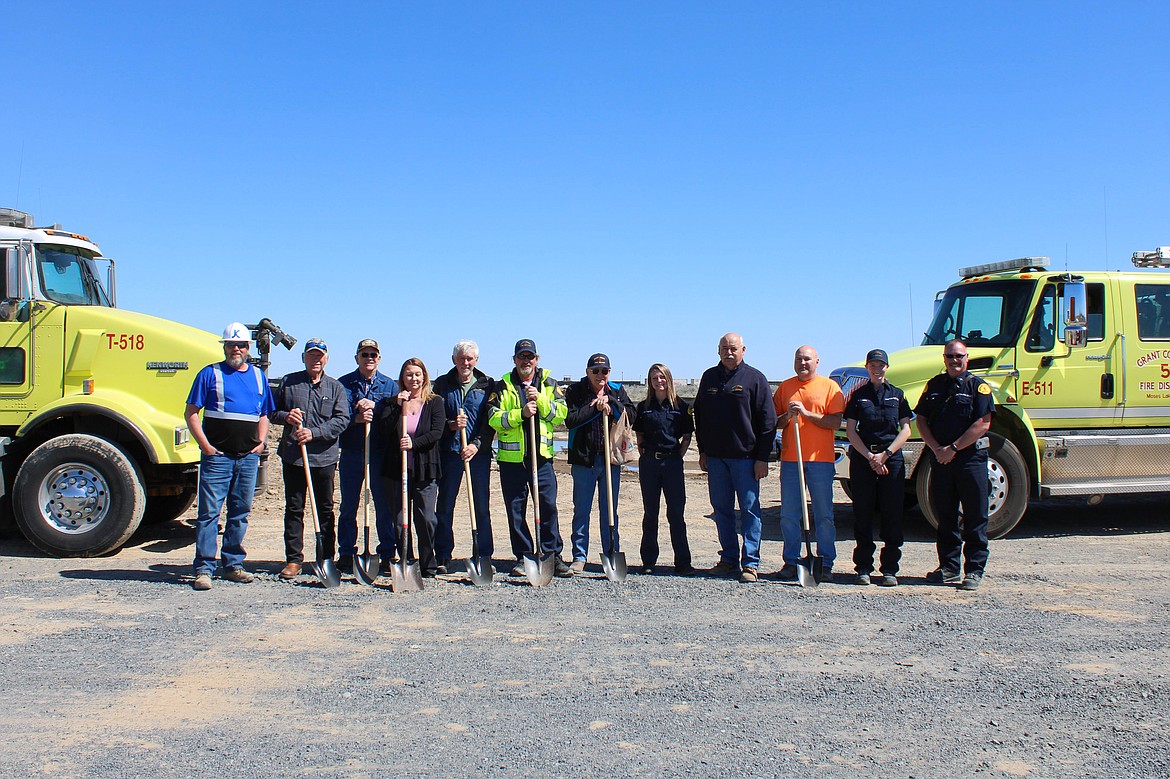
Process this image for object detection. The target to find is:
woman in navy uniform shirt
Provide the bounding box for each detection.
[633,363,695,576]
[844,349,912,587]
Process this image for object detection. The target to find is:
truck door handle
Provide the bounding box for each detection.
[1101,373,1114,400]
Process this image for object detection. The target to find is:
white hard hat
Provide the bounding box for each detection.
[219,322,252,343]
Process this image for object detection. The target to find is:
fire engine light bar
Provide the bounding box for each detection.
[0,208,34,228]
[1132,247,1170,268]
[959,257,1049,279]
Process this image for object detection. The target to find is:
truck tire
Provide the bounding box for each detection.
[915,432,1029,540]
[142,487,197,525]
[12,435,146,557]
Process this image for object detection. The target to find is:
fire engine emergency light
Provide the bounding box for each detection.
[1132,247,1170,268]
[958,256,1049,279]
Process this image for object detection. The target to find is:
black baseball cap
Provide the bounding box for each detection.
[514,338,537,357]
[587,353,611,370]
[865,348,889,365]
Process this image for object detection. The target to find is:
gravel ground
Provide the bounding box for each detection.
[1,444,1167,778]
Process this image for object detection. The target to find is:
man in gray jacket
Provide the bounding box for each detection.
[270,338,351,579]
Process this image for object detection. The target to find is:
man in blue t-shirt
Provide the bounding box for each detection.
[184,321,276,591]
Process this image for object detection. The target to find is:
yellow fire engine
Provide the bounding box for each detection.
[832,251,1170,538]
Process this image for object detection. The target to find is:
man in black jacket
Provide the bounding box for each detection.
[692,333,777,582]
[564,353,636,575]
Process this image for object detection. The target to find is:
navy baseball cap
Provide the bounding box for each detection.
[866,348,889,365]
[514,338,537,357]
[587,353,611,371]
[304,338,328,354]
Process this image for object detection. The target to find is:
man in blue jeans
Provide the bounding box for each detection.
[184,322,276,591]
[692,333,777,583]
[337,338,398,575]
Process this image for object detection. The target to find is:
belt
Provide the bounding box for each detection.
[648,449,681,460]
[868,443,889,453]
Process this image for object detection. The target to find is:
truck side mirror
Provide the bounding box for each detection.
[0,248,18,322]
[1062,280,1088,348]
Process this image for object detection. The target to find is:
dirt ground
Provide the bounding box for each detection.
[0,438,1167,778]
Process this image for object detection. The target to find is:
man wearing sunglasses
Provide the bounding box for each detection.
[564,353,636,575]
[487,339,570,577]
[185,322,276,591]
[337,339,399,575]
[914,339,995,591]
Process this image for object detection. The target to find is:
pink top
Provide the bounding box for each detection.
[405,409,421,468]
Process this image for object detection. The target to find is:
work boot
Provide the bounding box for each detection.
[569,560,587,575]
[774,564,798,582]
[191,573,212,591]
[854,573,871,586]
[221,567,254,584]
[739,567,759,583]
[926,567,962,585]
[554,558,572,578]
[336,555,354,575]
[878,574,899,587]
[816,567,834,583]
[279,562,303,580]
[709,560,740,578]
[675,565,697,577]
[960,572,983,591]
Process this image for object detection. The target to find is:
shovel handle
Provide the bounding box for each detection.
[528,412,541,551]
[792,421,812,533]
[460,426,478,534]
[297,434,322,534]
[601,405,616,531]
[362,422,371,527]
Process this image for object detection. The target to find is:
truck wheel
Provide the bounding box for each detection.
[915,433,1029,540]
[13,435,146,557]
[142,487,197,524]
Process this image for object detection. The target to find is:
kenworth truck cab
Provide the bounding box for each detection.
[0,207,224,556]
[831,251,1170,538]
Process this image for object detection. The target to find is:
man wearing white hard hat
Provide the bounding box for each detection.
[184,322,276,591]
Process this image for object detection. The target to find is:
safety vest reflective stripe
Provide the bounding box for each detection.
[205,364,263,421]
[499,441,521,450]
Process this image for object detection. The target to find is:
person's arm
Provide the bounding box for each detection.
[251,416,269,455]
[185,403,218,456]
[411,397,447,450]
[315,379,352,442]
[564,382,598,429]
[752,373,778,471]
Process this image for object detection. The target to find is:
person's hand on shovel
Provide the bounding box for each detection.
[287,408,312,444]
[355,398,375,424]
[454,411,479,461]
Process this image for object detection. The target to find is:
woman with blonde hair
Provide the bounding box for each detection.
[633,363,695,575]
[379,358,447,577]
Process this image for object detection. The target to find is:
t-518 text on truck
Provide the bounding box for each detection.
[831,251,1170,538]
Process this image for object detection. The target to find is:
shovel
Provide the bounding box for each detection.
[792,421,823,588]
[299,438,341,589]
[353,422,380,586]
[461,426,494,586]
[599,405,627,582]
[391,417,424,593]
[522,412,554,587]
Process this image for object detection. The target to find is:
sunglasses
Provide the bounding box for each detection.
[943,353,968,360]
[589,367,610,375]
[359,352,379,359]
[516,353,536,360]
[225,341,249,349]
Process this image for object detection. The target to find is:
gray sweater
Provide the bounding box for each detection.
[270,370,350,467]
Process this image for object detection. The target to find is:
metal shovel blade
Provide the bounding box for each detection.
[312,558,342,589]
[466,556,494,587]
[795,559,817,588]
[523,552,554,587]
[600,551,628,582]
[353,553,380,587]
[391,560,424,593]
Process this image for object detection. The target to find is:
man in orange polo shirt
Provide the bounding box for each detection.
[773,345,846,582]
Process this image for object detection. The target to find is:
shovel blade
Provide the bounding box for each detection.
[466,556,494,587]
[313,559,342,589]
[391,561,424,593]
[600,551,628,582]
[353,553,380,587]
[523,553,554,587]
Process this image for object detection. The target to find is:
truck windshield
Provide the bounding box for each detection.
[923,279,1035,347]
[34,244,113,307]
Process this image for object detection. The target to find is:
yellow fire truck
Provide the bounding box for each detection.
[0,207,285,557]
[831,251,1170,538]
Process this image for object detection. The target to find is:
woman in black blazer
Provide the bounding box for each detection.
[380,358,447,576]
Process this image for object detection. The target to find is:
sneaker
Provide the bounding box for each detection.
[675,565,697,577]
[926,567,962,584]
[191,573,212,591]
[221,567,254,584]
[816,567,834,583]
[774,564,798,582]
[960,572,983,591]
[554,559,572,578]
[638,565,654,575]
[510,560,526,576]
[854,573,871,586]
[709,560,740,577]
[739,567,759,583]
[336,555,354,575]
[569,560,587,575]
[878,574,899,587]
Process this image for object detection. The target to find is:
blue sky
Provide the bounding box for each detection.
[5,2,1168,381]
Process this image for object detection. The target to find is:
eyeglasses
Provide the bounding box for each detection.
[943,353,968,360]
[225,341,249,349]
[589,368,610,375]
[359,352,379,359]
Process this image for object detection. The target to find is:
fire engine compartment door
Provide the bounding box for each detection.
[1126,278,1170,425]
[1018,281,1120,429]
